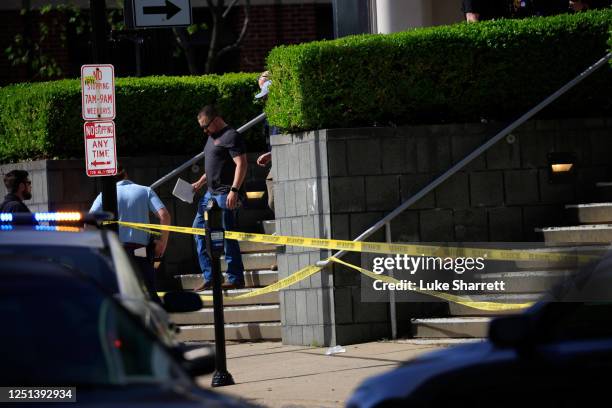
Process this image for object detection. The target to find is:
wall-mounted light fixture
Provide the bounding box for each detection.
[547,152,576,184]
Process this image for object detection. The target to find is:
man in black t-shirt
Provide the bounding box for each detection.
[1,170,33,213]
[191,105,247,291]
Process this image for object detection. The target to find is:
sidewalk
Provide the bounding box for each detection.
[198,340,459,408]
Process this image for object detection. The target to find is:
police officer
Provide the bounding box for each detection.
[90,166,171,301]
[1,170,33,213]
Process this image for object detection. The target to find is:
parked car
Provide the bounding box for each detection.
[0,256,253,407]
[347,253,612,408]
[0,212,201,346]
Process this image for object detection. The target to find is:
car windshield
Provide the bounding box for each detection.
[0,268,186,386]
[0,245,119,293]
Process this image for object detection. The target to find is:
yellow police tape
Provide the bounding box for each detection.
[103,220,564,311]
[328,257,533,312]
[157,256,532,311]
[159,262,324,302]
[107,220,593,264]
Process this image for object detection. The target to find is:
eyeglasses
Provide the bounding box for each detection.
[200,116,216,131]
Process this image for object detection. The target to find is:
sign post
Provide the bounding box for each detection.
[86,0,118,229]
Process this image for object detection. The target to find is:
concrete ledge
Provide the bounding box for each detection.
[171,305,280,325]
[412,317,491,338]
[177,322,282,341]
[178,270,279,289]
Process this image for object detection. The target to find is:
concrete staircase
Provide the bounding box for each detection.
[411,183,612,339]
[172,191,281,342]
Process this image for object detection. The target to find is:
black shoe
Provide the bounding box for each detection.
[221,281,245,290]
[193,280,212,292]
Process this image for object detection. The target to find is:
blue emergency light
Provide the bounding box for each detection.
[0,212,112,225]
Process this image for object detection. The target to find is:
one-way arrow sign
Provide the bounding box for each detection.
[132,0,191,28]
[143,0,181,19]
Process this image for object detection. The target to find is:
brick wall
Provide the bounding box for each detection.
[0,9,72,85]
[1,3,332,85]
[0,10,25,85]
[232,3,328,72]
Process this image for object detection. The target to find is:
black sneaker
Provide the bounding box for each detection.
[221,281,245,290]
[193,280,212,292]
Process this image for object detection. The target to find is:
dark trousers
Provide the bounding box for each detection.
[124,244,162,304]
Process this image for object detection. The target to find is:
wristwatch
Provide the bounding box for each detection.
[230,186,239,193]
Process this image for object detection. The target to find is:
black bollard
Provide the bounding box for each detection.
[205,198,235,387]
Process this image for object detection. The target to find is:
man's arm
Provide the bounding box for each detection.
[465,12,479,22]
[227,153,248,209]
[153,207,171,258]
[192,173,207,192]
[257,152,272,167]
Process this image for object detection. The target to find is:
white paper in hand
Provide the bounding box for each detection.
[172,178,195,204]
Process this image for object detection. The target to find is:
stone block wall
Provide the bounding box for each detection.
[272,117,612,346]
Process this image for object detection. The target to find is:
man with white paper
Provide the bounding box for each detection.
[191,105,247,291]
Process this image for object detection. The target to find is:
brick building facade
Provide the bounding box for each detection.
[0,0,333,85]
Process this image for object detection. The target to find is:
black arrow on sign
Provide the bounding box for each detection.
[143,0,181,20]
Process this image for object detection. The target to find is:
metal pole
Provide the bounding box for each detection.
[150,112,267,189]
[317,52,612,267]
[385,222,397,339]
[90,0,118,232]
[205,199,234,387]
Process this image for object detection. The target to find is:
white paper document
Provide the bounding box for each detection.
[172,178,195,204]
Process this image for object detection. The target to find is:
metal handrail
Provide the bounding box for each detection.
[150,112,267,189]
[316,52,612,268]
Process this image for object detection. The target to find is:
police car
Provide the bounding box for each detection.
[0,211,202,346]
[0,250,255,407]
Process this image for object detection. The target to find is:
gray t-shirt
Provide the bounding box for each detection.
[204,126,246,194]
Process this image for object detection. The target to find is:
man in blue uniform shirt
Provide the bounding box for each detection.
[90,167,171,301]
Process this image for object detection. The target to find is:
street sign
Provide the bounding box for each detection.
[81,64,116,121]
[84,121,118,177]
[133,0,192,28]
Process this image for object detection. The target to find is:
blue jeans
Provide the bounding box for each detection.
[192,191,244,284]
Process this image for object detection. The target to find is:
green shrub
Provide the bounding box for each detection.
[266,10,612,131]
[0,73,263,162]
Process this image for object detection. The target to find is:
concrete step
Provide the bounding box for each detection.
[472,270,572,294]
[177,322,282,342]
[512,245,609,270]
[221,252,276,272]
[170,305,280,325]
[199,288,279,306]
[448,293,541,317]
[238,240,279,253]
[411,317,491,338]
[178,270,278,290]
[540,224,612,244]
[566,203,612,224]
[262,220,276,235]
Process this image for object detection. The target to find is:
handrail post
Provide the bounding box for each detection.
[385,222,397,339]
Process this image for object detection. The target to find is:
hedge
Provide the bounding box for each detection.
[266,9,612,131]
[0,73,262,162]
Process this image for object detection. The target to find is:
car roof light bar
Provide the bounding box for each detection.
[0,212,113,225]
